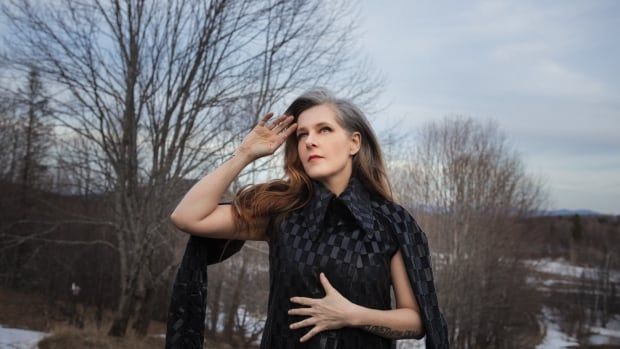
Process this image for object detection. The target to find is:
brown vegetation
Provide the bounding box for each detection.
[37,324,164,349]
[0,286,168,348]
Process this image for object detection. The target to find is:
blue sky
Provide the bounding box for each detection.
[358,0,619,214]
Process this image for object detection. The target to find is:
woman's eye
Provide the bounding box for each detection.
[297,128,330,139]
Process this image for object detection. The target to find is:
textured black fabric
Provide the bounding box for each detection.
[261,176,399,348]
[165,203,245,349]
[371,193,450,349]
[165,176,450,349]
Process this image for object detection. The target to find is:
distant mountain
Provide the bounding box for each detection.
[535,208,606,217]
[408,205,614,217]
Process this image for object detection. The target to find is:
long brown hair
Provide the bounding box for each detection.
[231,87,394,235]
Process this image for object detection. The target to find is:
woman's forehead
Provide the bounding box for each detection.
[297,104,339,129]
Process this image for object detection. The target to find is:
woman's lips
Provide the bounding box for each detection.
[308,156,323,161]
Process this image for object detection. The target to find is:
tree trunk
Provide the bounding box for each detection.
[223,256,247,342]
[109,259,142,337]
[209,273,223,335]
[108,288,135,337]
[132,285,155,336]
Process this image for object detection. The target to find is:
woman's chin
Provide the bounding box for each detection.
[305,170,328,181]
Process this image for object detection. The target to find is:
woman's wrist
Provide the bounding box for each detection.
[346,303,365,327]
[232,146,254,165]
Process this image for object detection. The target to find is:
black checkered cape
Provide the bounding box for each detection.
[165,178,449,349]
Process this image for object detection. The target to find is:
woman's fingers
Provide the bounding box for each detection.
[258,112,274,127]
[288,306,313,316]
[284,122,298,138]
[258,113,296,139]
[290,296,316,306]
[274,116,295,135]
[268,114,292,131]
[264,114,283,130]
[299,325,324,343]
[289,316,317,329]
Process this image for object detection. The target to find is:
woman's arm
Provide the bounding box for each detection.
[351,306,423,339]
[169,112,297,240]
[169,149,253,232]
[289,294,423,342]
[288,250,425,343]
[351,249,425,339]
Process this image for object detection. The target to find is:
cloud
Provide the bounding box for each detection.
[491,41,551,61]
[534,60,610,99]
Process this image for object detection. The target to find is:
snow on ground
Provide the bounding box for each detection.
[524,257,619,295]
[526,257,620,347]
[590,326,620,338]
[536,307,579,349]
[582,315,620,346]
[396,338,425,348]
[0,325,47,349]
[523,257,620,283]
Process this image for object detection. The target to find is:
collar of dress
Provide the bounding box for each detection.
[301,175,376,241]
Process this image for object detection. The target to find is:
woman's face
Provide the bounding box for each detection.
[295,104,360,183]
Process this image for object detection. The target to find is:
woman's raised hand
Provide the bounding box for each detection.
[237,112,297,161]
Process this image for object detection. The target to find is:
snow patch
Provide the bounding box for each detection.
[523,258,620,282]
[590,326,620,338]
[536,306,579,349]
[0,325,48,349]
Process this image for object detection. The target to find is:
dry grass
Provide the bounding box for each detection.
[38,322,164,349]
[0,286,50,331]
[37,323,241,349]
[0,287,166,348]
[0,287,167,334]
[0,287,241,349]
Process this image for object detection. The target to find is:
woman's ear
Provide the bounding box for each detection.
[350,131,361,156]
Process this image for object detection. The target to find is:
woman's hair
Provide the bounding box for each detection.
[231,87,394,237]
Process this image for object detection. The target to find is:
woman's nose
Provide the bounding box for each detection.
[305,133,317,147]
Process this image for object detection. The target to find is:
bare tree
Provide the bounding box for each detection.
[0,66,55,288]
[205,240,269,347]
[388,116,547,348]
[2,0,381,338]
[15,68,52,192]
[0,67,53,189]
[0,94,20,182]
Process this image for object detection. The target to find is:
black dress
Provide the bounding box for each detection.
[260,175,399,349]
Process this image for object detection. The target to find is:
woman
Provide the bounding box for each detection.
[167,88,448,348]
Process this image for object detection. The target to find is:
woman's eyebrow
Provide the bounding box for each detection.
[296,122,332,132]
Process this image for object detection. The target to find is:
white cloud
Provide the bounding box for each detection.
[533,59,610,99]
[491,41,551,61]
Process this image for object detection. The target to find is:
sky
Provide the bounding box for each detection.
[358,0,619,215]
[0,1,617,214]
